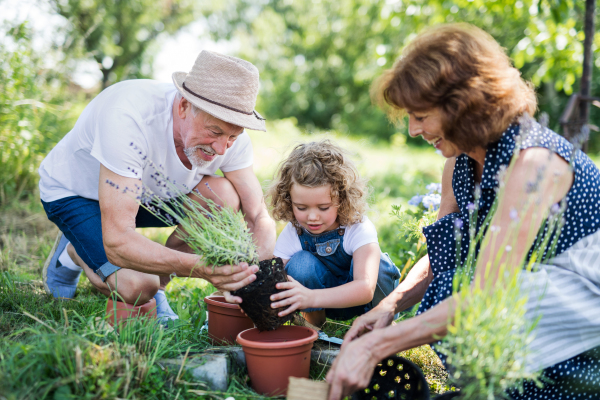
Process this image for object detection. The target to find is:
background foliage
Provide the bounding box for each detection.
[48,0,207,88]
[0,22,81,205]
[1,0,599,204]
[206,0,599,142]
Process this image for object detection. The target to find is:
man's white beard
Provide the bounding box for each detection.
[183,145,218,168]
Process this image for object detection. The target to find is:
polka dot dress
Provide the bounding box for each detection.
[417,122,600,398]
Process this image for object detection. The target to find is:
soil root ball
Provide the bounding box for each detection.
[232,257,293,331]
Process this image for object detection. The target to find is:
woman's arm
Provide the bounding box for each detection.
[343,158,459,342]
[471,148,573,287]
[327,300,451,399]
[327,148,574,399]
[372,157,461,312]
[376,150,571,344]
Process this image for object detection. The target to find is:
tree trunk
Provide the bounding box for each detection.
[580,0,596,152]
[102,68,111,90]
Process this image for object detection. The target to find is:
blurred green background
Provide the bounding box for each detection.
[1,0,599,209]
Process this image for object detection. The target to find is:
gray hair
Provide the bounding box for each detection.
[176,93,202,118]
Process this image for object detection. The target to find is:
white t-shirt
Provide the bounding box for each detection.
[273,217,379,260]
[39,80,253,202]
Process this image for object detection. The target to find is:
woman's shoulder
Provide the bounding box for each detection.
[518,121,573,162]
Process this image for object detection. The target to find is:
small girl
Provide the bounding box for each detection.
[268,140,399,327]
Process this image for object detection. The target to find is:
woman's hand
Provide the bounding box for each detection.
[342,299,396,349]
[270,276,313,317]
[326,332,380,400]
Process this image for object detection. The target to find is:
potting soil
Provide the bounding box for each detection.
[351,355,430,400]
[232,257,294,331]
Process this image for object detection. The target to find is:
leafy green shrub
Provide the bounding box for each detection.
[0,22,79,206]
[381,183,439,282]
[390,204,437,282]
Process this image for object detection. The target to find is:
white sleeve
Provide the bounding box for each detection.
[342,217,379,255]
[219,132,254,172]
[273,223,303,260]
[90,107,148,178]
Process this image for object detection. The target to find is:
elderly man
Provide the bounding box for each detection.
[39,51,276,322]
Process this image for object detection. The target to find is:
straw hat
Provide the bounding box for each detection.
[172,50,266,132]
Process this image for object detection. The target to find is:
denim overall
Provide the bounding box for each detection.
[285,225,400,320]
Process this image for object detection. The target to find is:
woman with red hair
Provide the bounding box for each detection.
[326,23,600,399]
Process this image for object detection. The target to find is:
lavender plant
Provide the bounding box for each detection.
[163,187,259,268]
[438,114,569,399]
[114,146,259,270]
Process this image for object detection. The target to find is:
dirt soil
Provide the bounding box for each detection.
[232,257,294,331]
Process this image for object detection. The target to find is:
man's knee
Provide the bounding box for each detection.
[106,271,160,305]
[202,176,241,211]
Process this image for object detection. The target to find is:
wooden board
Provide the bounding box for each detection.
[287,377,329,400]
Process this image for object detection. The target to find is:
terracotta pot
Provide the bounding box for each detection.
[106,298,157,327]
[203,295,255,344]
[237,326,318,396]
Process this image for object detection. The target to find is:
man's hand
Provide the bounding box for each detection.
[326,332,379,400]
[270,277,313,317]
[195,262,258,301]
[342,299,396,349]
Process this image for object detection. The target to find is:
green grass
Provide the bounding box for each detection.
[0,119,449,399]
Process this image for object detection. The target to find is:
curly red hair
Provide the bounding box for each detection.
[373,23,537,152]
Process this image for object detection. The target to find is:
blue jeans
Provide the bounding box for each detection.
[41,195,178,281]
[285,250,399,321]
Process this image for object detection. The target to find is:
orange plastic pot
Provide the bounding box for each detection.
[106,298,157,327]
[203,295,255,344]
[236,326,318,396]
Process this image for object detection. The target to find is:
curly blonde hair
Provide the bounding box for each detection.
[372,23,537,152]
[268,140,368,227]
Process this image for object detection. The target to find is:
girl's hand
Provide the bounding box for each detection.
[223,291,243,304]
[270,277,313,317]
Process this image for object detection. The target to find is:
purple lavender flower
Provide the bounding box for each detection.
[467,202,475,212]
[509,208,519,221]
[422,194,441,210]
[454,218,464,229]
[408,194,424,207]
[426,183,442,194]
